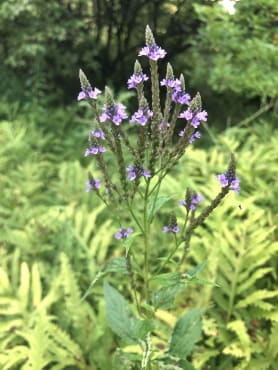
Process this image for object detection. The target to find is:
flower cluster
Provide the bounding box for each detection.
[130,107,153,126]
[86,178,101,192]
[179,194,203,211]
[139,45,166,61]
[217,173,240,194]
[84,145,106,156]
[179,108,208,129]
[100,103,128,126]
[78,69,101,101]
[163,213,179,234]
[160,77,190,105]
[126,165,151,181]
[78,86,101,101]
[128,72,149,89]
[115,227,134,240]
[78,25,240,247]
[91,129,105,140]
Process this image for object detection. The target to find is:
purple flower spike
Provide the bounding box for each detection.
[217,173,240,194]
[190,194,203,210]
[197,110,208,122]
[86,178,101,192]
[160,78,181,89]
[127,72,149,89]
[231,177,240,194]
[92,130,105,140]
[100,103,128,126]
[179,193,203,211]
[163,225,179,233]
[77,86,101,101]
[126,165,137,180]
[172,89,191,105]
[126,165,151,180]
[139,45,166,61]
[115,227,134,240]
[84,145,106,156]
[179,109,193,121]
[130,108,153,126]
[189,131,201,144]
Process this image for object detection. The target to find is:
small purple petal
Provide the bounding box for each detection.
[217,174,229,187]
[197,110,208,122]
[179,109,193,120]
[78,91,86,101]
[139,45,166,61]
[172,226,179,233]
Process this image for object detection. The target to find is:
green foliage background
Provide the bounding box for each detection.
[0,0,277,369]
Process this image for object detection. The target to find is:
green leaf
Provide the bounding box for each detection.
[104,282,138,342]
[152,283,186,310]
[187,261,207,279]
[104,257,128,274]
[122,232,141,256]
[147,195,172,223]
[134,320,154,340]
[169,309,202,359]
[180,359,197,370]
[151,272,182,287]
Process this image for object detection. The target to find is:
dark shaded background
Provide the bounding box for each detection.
[0,0,277,127]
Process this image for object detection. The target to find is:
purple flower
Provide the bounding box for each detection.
[163,225,179,233]
[91,130,105,140]
[127,72,149,89]
[99,103,128,126]
[189,131,201,144]
[197,111,208,122]
[179,109,193,121]
[126,165,151,180]
[172,89,191,105]
[217,173,240,194]
[139,45,166,61]
[115,227,134,240]
[130,108,153,126]
[77,86,101,101]
[86,178,101,192]
[179,109,208,129]
[84,145,106,156]
[179,194,203,211]
[160,78,181,89]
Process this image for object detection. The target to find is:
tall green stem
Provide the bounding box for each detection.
[143,179,151,301]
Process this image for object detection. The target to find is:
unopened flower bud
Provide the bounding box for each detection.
[166,63,174,80]
[79,69,91,89]
[179,74,185,91]
[134,60,143,74]
[190,92,202,111]
[145,25,156,46]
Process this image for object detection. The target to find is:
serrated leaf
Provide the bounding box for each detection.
[187,261,207,278]
[134,320,154,340]
[104,257,128,274]
[104,282,138,342]
[147,195,172,223]
[122,232,140,256]
[169,309,202,359]
[152,283,186,310]
[151,272,182,286]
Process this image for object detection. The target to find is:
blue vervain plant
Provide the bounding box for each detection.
[78,26,240,370]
